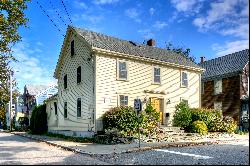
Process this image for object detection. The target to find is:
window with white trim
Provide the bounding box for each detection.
[118,61,128,80]
[77,98,81,117]
[181,71,188,87]
[64,102,67,118]
[214,79,222,95]
[119,95,128,106]
[180,97,188,105]
[153,67,161,83]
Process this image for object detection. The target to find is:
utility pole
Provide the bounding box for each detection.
[9,70,13,131]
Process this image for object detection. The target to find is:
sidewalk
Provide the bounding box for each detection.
[6,131,248,156]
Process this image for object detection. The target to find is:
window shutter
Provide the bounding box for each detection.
[71,40,75,56]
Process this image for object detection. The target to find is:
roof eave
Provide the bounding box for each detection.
[92,47,205,72]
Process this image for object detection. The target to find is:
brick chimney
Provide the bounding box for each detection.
[147,39,155,46]
[200,56,206,63]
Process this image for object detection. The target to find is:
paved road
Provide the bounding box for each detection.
[96,140,249,165]
[0,132,110,165]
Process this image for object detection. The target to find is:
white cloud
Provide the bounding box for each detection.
[138,29,155,39]
[192,0,249,39]
[73,0,88,9]
[170,0,203,13]
[125,8,141,23]
[10,41,57,92]
[93,0,120,5]
[149,8,155,16]
[212,39,249,57]
[72,14,104,24]
[153,21,168,30]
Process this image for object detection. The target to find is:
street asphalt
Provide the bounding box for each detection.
[96,140,249,165]
[0,131,249,165]
[0,132,110,165]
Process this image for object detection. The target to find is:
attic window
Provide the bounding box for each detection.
[71,40,75,56]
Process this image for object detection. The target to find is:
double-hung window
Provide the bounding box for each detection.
[77,66,81,84]
[71,40,75,56]
[54,102,57,115]
[118,61,128,80]
[214,79,222,95]
[181,71,188,87]
[64,74,67,89]
[153,67,161,84]
[119,95,128,106]
[77,98,81,117]
[64,102,67,118]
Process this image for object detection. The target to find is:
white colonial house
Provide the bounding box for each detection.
[46,26,204,137]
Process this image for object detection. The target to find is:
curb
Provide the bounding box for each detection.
[3,131,248,156]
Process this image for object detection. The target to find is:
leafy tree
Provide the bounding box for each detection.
[0,0,30,124]
[166,42,196,63]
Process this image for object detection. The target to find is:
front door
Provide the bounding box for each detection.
[150,97,163,124]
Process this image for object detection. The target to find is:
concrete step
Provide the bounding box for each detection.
[160,126,185,133]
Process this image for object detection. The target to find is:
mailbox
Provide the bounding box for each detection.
[166,113,170,117]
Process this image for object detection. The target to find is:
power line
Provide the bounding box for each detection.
[36,1,65,37]
[49,0,67,26]
[61,0,73,25]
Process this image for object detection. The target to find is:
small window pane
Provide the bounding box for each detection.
[154,67,160,83]
[120,95,128,106]
[64,102,67,118]
[54,102,57,115]
[71,40,75,56]
[77,66,81,83]
[214,80,222,94]
[119,62,127,79]
[77,98,81,117]
[64,75,67,89]
[182,72,188,87]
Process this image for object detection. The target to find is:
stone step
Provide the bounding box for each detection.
[160,126,185,133]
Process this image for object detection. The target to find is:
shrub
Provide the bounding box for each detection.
[18,117,29,131]
[190,120,208,134]
[221,116,237,133]
[173,101,192,130]
[139,104,160,136]
[30,104,47,134]
[102,106,138,136]
[102,104,161,137]
[190,108,223,131]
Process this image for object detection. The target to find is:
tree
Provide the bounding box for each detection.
[0,0,30,125]
[166,42,196,63]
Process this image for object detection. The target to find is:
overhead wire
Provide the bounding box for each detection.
[49,0,67,27]
[61,0,73,25]
[36,1,65,37]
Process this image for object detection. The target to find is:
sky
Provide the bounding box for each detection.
[10,0,249,93]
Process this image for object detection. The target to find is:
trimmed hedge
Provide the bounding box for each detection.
[30,104,48,134]
[190,120,208,134]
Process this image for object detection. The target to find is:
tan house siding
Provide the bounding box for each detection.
[95,54,200,131]
[56,33,95,133]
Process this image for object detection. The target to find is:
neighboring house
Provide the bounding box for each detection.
[23,84,58,120]
[48,26,204,137]
[199,49,249,130]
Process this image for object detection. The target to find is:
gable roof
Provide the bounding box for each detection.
[54,26,203,77]
[24,85,50,96]
[73,26,201,69]
[198,49,249,81]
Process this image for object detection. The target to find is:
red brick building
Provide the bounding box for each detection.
[199,49,249,130]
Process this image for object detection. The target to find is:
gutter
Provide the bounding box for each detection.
[92,47,205,73]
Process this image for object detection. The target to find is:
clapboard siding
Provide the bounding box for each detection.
[95,54,200,131]
[56,33,95,132]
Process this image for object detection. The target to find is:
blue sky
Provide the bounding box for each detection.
[10,0,249,92]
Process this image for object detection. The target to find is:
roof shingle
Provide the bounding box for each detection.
[73,26,202,69]
[198,49,249,81]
